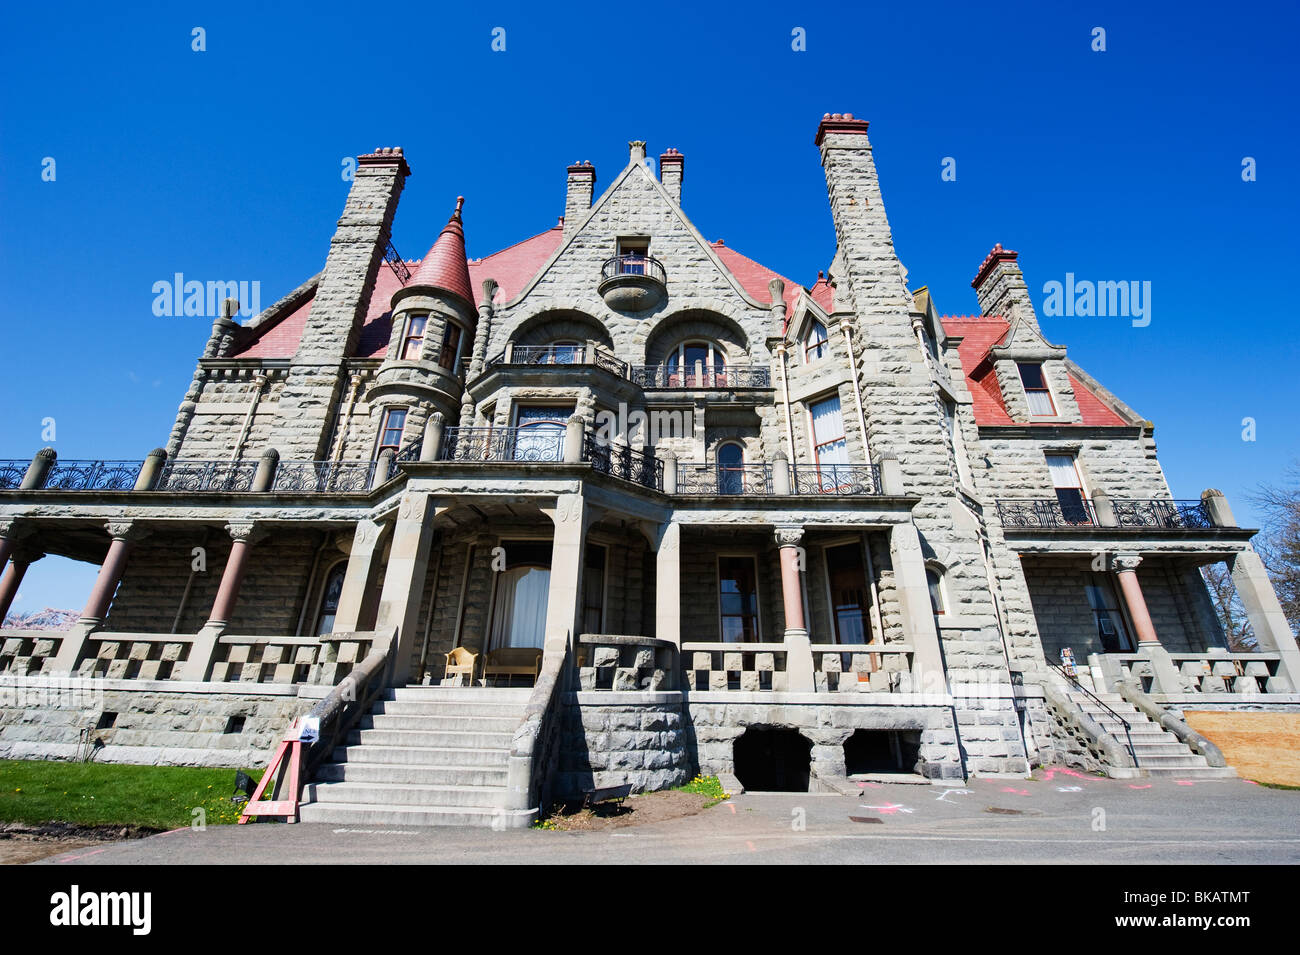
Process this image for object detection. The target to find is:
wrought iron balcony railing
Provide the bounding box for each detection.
[43,460,143,491]
[274,460,377,493]
[996,498,1217,530]
[156,459,259,493]
[0,461,29,489]
[1112,499,1214,529]
[439,427,565,463]
[600,253,666,285]
[487,345,629,378]
[790,463,882,496]
[676,463,774,495]
[628,364,770,389]
[582,434,663,491]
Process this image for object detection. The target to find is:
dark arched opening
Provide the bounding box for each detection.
[843,729,922,777]
[733,727,812,792]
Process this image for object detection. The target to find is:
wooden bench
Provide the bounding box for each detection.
[482,648,543,685]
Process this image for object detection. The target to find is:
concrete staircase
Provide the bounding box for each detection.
[1064,689,1236,779]
[299,686,533,827]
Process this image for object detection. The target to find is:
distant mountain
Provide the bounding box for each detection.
[3,607,78,631]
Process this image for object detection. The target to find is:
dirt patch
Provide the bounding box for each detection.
[1184,711,1300,787]
[543,791,719,831]
[0,822,162,865]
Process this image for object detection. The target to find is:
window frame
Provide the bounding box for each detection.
[378,406,408,454]
[716,553,762,643]
[1017,362,1058,417]
[401,314,428,361]
[803,319,830,364]
[925,564,947,616]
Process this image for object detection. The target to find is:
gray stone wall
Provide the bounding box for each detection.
[555,691,692,799]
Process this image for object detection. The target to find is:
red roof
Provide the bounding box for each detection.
[710,242,803,327]
[406,198,474,305]
[940,315,1127,427]
[808,274,835,313]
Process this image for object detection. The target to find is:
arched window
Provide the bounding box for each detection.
[925,565,946,616]
[544,340,583,364]
[716,441,745,494]
[666,341,727,387]
[511,404,572,461]
[314,564,347,636]
[804,320,829,363]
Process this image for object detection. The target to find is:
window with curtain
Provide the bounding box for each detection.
[1018,363,1057,416]
[437,321,463,371]
[378,408,407,453]
[716,442,745,494]
[718,555,760,642]
[314,564,346,636]
[1046,453,1091,523]
[401,315,427,361]
[804,320,829,362]
[810,395,849,465]
[488,540,553,651]
[1085,573,1133,652]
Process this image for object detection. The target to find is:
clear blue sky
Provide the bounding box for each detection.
[1,1,1297,611]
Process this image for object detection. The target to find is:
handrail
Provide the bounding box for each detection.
[1051,663,1138,766]
[302,631,395,778]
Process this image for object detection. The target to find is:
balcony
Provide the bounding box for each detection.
[439,426,565,463]
[996,498,1215,530]
[598,254,667,312]
[582,434,663,490]
[672,462,883,496]
[629,364,770,389]
[487,344,629,378]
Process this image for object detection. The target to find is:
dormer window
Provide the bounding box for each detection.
[1017,362,1057,417]
[803,320,829,363]
[401,315,427,361]
[616,237,650,273]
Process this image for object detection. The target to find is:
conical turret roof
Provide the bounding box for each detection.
[405,196,474,305]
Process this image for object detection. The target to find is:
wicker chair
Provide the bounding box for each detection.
[443,647,479,685]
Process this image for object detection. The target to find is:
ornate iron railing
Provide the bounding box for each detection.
[440,427,565,463]
[274,460,377,493]
[996,498,1098,528]
[156,459,258,492]
[1051,663,1138,766]
[628,364,770,388]
[791,463,882,495]
[1112,499,1214,530]
[383,237,411,285]
[0,461,29,489]
[583,434,663,491]
[600,253,666,286]
[488,345,630,378]
[42,460,142,491]
[676,462,773,495]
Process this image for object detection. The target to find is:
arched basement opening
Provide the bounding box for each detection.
[733,727,812,792]
[843,729,922,777]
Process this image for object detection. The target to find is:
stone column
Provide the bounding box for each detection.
[889,522,947,695]
[333,519,388,632]
[655,522,681,648]
[133,448,168,491]
[563,415,585,464]
[21,448,56,490]
[1113,554,1158,646]
[182,522,259,680]
[52,521,143,672]
[1092,490,1117,527]
[543,493,588,656]
[0,548,41,624]
[375,492,436,684]
[420,412,445,462]
[775,525,814,692]
[0,518,24,576]
[1229,548,1300,691]
[772,452,792,495]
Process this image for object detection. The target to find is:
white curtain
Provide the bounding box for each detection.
[811,396,849,464]
[489,566,550,650]
[1045,454,1081,489]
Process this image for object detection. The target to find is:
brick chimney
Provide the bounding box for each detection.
[564,161,596,235]
[660,148,684,204]
[972,244,1038,329]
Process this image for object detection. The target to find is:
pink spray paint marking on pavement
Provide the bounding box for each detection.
[1128,784,1152,790]
[1039,767,1093,782]
[861,803,914,815]
[1001,787,1030,796]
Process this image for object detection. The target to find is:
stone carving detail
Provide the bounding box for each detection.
[774,525,804,547]
[1112,553,1142,573]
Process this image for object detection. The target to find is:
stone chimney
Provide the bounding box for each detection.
[972,244,1039,329]
[660,148,684,204]
[564,161,596,235]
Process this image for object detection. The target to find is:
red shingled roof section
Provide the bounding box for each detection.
[236,296,314,359]
[809,275,835,312]
[710,243,802,327]
[467,226,564,307]
[940,315,1129,426]
[407,198,474,305]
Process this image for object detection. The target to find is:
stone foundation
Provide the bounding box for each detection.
[554,691,693,800]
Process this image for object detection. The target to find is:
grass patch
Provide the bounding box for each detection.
[674,774,731,806]
[1254,779,1300,791]
[0,760,262,829]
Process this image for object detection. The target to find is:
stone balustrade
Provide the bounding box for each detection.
[811,643,915,693]
[576,634,676,691]
[0,630,65,676]
[1109,649,1293,696]
[682,642,789,691]
[75,633,195,680]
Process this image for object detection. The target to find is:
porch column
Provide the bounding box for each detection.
[889,521,947,696]
[0,549,41,624]
[332,518,387,633]
[183,522,260,681]
[1229,548,1300,691]
[775,525,814,692]
[1112,554,1158,645]
[375,492,436,684]
[655,521,681,648]
[1112,552,1182,694]
[543,492,587,655]
[53,521,144,672]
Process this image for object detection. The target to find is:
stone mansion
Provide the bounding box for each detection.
[1,113,1296,826]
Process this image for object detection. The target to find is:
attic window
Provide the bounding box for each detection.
[804,320,829,363]
[1017,362,1057,417]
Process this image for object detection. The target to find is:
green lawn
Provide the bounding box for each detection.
[0,760,263,829]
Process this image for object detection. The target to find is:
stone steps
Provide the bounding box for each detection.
[1063,689,1237,780]
[299,685,531,828]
